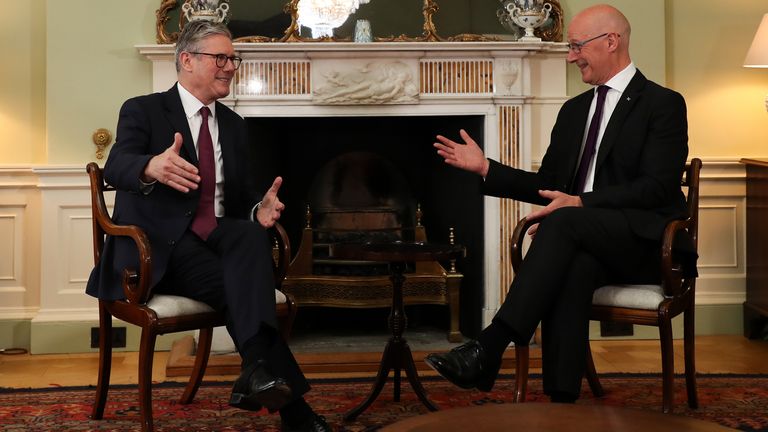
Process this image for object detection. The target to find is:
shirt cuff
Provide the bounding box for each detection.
[139,178,157,195]
[250,201,262,222]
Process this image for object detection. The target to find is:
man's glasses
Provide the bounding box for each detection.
[566,33,610,54]
[189,52,243,70]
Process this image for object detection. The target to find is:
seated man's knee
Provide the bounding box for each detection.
[228,219,269,245]
[538,207,582,232]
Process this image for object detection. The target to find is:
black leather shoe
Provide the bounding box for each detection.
[281,414,333,432]
[229,360,292,412]
[424,340,494,391]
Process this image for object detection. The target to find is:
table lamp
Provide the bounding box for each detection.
[744,13,768,111]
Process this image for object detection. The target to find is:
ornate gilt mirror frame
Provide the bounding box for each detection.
[156,0,562,44]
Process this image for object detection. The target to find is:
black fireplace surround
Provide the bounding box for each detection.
[248,115,486,338]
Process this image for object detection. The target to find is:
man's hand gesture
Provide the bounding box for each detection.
[256,177,285,228]
[143,133,200,193]
[434,129,490,177]
[525,190,584,237]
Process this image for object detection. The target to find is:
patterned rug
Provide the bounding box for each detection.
[1,374,767,431]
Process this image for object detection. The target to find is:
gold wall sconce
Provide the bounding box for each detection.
[92,128,112,159]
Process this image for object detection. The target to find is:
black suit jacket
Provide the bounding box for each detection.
[483,70,689,243]
[86,84,260,301]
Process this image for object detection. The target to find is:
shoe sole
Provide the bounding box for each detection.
[229,381,292,412]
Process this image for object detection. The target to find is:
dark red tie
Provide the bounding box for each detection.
[573,85,609,193]
[190,106,217,240]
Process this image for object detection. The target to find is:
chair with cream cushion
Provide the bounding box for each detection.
[509,158,702,414]
[86,162,297,432]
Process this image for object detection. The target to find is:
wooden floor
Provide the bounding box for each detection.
[1,335,767,389]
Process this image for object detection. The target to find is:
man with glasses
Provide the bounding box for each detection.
[427,4,692,403]
[86,20,332,432]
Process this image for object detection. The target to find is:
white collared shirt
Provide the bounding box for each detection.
[177,83,226,217]
[579,62,637,193]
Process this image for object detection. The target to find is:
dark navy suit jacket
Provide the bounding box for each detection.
[86,84,260,301]
[483,70,690,244]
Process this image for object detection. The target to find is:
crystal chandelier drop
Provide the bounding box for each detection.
[297,0,370,39]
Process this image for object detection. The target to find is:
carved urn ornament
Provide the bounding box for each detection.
[182,0,230,23]
[497,0,552,41]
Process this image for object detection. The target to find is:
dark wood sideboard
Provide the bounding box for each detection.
[741,158,768,338]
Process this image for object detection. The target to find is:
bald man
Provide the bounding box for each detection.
[426,4,691,403]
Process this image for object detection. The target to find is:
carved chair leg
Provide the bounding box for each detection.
[513,344,529,403]
[91,302,112,420]
[138,329,158,432]
[585,342,605,397]
[181,327,213,404]
[659,319,675,414]
[684,303,698,409]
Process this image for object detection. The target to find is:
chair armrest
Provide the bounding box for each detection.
[87,162,153,305]
[510,215,545,273]
[97,214,153,305]
[660,217,694,297]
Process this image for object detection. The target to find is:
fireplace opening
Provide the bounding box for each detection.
[248,115,485,341]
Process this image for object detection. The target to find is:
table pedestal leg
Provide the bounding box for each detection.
[344,261,439,421]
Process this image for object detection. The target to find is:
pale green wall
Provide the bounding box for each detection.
[562,0,667,95]
[667,0,768,158]
[45,0,156,164]
[0,0,46,164]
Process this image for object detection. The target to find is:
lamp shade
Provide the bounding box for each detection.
[744,13,768,68]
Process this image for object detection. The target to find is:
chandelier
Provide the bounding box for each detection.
[297,0,370,39]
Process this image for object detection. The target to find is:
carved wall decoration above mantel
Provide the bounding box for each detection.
[155,0,563,44]
[313,60,419,104]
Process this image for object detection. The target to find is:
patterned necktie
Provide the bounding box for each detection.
[573,85,610,193]
[189,106,217,240]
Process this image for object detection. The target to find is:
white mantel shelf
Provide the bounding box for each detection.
[137,41,568,55]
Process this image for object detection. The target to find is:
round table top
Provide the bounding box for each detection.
[330,241,466,262]
[379,403,736,432]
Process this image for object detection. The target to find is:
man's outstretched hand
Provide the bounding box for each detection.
[143,132,200,193]
[434,129,490,177]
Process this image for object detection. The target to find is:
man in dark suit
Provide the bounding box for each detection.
[86,20,331,432]
[425,4,690,403]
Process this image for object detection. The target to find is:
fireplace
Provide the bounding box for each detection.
[138,40,568,344]
[250,115,485,335]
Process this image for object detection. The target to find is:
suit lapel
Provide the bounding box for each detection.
[594,71,646,170]
[163,84,198,165]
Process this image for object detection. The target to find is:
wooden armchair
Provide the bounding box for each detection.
[509,159,702,413]
[280,206,464,342]
[86,162,297,432]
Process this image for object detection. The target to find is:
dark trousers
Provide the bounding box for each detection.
[156,217,310,397]
[494,207,661,396]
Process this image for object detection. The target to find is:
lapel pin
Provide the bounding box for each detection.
[626,96,631,101]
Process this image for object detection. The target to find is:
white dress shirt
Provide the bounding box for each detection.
[177,83,226,217]
[579,62,637,193]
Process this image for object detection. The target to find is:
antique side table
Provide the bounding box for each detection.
[331,241,466,421]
